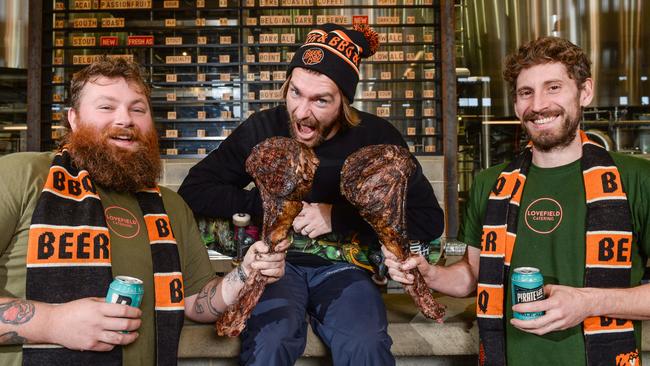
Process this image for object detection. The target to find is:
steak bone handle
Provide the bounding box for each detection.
[215,137,319,336]
[340,144,445,321]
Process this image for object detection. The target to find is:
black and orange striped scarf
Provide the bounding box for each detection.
[476,131,638,366]
[23,148,185,366]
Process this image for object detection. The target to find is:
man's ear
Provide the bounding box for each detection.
[67,108,78,131]
[514,103,520,120]
[579,78,594,107]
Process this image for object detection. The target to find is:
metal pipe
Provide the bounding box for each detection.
[1,0,28,68]
[441,0,458,238]
[460,0,650,116]
[27,0,44,151]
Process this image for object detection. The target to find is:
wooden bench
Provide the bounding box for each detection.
[180,259,650,365]
[178,293,478,364]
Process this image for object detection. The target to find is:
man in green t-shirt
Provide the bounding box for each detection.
[382,37,650,365]
[0,56,288,366]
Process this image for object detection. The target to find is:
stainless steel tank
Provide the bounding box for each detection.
[458,0,650,117]
[0,0,29,68]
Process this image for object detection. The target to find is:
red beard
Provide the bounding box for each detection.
[65,123,161,193]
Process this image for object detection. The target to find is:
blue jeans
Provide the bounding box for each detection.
[239,262,394,366]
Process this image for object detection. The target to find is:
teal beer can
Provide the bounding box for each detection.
[106,276,144,308]
[511,267,545,320]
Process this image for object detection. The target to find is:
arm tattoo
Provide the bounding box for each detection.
[193,281,223,317]
[0,331,27,345]
[0,300,35,325]
[206,285,223,317]
[224,268,240,284]
[194,287,208,315]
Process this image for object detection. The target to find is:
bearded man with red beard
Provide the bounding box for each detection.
[178,24,444,366]
[383,37,650,366]
[0,56,289,366]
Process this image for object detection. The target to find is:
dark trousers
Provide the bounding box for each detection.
[239,262,395,366]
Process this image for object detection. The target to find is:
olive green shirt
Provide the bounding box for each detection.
[0,152,215,366]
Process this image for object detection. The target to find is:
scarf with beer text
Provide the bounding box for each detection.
[23,148,185,366]
[476,131,638,366]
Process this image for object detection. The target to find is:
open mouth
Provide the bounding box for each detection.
[111,134,134,142]
[295,121,317,140]
[108,132,138,148]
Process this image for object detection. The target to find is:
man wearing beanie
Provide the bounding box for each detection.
[179,23,444,365]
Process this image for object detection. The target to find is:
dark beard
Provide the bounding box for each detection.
[65,123,161,193]
[523,106,581,153]
[286,108,342,148]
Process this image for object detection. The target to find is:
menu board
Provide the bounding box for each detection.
[44,0,442,156]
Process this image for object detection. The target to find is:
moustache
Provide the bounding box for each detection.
[290,112,317,126]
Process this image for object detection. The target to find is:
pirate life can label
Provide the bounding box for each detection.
[106,275,144,308]
[511,267,545,320]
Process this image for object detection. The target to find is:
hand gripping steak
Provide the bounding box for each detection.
[215,137,319,336]
[340,144,445,321]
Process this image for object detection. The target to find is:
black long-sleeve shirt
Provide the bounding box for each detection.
[178,105,444,258]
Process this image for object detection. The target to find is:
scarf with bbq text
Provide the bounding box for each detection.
[23,148,185,366]
[476,131,638,366]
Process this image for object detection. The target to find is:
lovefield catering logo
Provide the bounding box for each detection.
[302,48,324,65]
[105,206,140,239]
[524,197,563,234]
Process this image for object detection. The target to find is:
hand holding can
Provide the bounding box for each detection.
[511,267,545,320]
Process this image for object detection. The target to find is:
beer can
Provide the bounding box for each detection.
[511,267,545,320]
[106,276,144,308]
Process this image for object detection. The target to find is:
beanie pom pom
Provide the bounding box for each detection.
[353,24,379,57]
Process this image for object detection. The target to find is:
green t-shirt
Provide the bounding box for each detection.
[0,152,215,366]
[459,152,650,365]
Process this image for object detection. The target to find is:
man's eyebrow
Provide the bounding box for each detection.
[543,79,563,86]
[93,95,119,102]
[313,92,334,99]
[289,82,334,99]
[92,95,147,105]
[517,78,564,90]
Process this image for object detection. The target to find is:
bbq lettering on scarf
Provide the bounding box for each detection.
[144,214,177,244]
[154,272,185,310]
[602,172,618,193]
[42,166,98,200]
[475,285,503,317]
[584,167,626,201]
[490,171,525,201]
[584,316,633,334]
[144,210,184,310]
